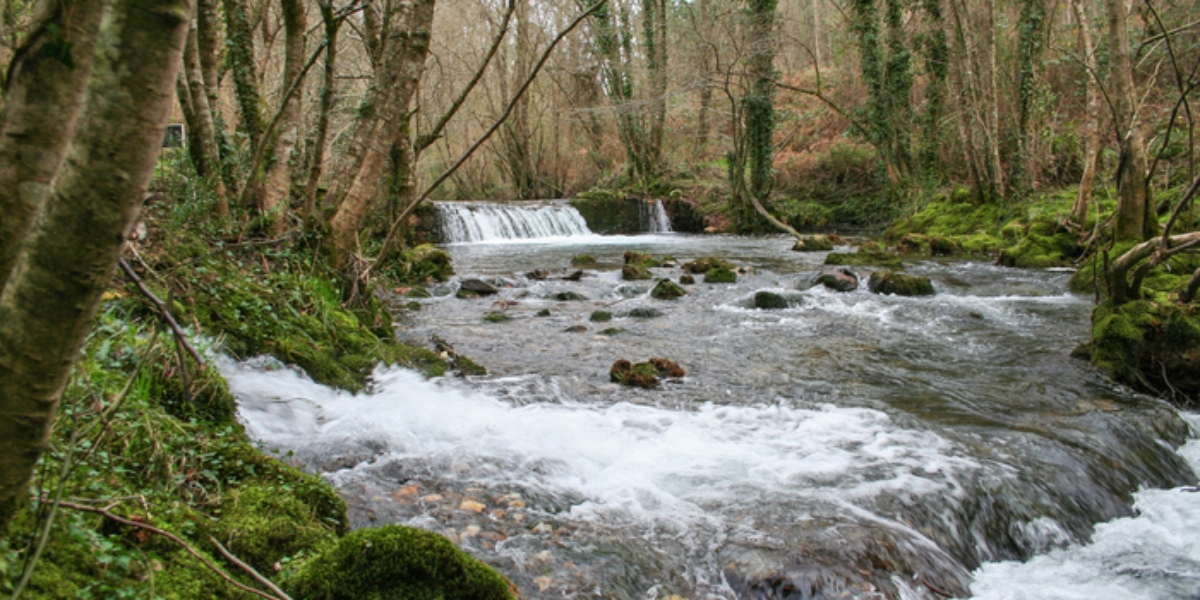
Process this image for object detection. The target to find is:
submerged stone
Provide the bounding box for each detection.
[683,256,735,274]
[459,278,500,295]
[626,307,663,318]
[552,291,587,301]
[868,271,935,296]
[590,310,613,322]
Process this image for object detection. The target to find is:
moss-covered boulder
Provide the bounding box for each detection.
[624,250,659,268]
[704,267,737,284]
[552,291,587,301]
[571,254,597,267]
[590,310,613,322]
[868,271,935,296]
[825,251,904,270]
[401,244,454,283]
[792,235,834,252]
[680,274,696,285]
[651,279,687,299]
[285,525,515,600]
[753,291,789,309]
[622,265,653,280]
[683,257,735,274]
[610,357,686,388]
[626,307,663,318]
[204,485,341,575]
[929,236,960,256]
[813,267,859,292]
[1081,301,1200,404]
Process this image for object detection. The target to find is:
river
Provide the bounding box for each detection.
[225,204,1199,599]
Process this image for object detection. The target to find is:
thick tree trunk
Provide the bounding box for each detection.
[746,0,778,201]
[256,0,306,234]
[1070,0,1100,225]
[0,0,191,535]
[183,20,228,215]
[1106,0,1154,241]
[0,1,106,291]
[324,0,436,270]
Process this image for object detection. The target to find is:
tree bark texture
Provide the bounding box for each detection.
[182,18,228,214]
[746,0,777,201]
[1106,0,1154,241]
[1070,0,1100,225]
[302,1,340,219]
[223,0,262,149]
[256,0,306,234]
[0,0,106,291]
[324,0,435,269]
[0,0,191,535]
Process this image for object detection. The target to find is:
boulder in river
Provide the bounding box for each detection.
[626,307,663,318]
[704,267,737,284]
[571,254,597,267]
[590,310,613,322]
[813,267,859,292]
[753,291,789,310]
[792,235,834,252]
[552,291,587,301]
[683,256,735,274]
[526,269,550,280]
[610,357,686,388]
[651,279,687,300]
[624,250,659,268]
[458,278,500,296]
[868,271,935,296]
[680,274,696,285]
[622,265,652,280]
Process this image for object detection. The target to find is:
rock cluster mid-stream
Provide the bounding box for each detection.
[226,228,1200,599]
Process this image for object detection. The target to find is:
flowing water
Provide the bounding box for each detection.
[227,224,1199,598]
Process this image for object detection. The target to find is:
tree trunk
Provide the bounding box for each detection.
[303,1,340,220]
[0,0,191,535]
[223,0,262,150]
[1106,0,1154,241]
[324,0,436,270]
[983,0,1004,198]
[0,0,106,291]
[746,0,778,201]
[256,0,305,234]
[1070,0,1100,225]
[183,19,229,215]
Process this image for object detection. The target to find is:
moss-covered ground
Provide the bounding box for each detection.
[1,161,514,598]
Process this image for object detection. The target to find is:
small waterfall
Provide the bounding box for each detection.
[437,202,593,243]
[641,199,673,233]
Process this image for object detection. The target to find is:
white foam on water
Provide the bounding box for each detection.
[224,358,978,528]
[967,413,1200,600]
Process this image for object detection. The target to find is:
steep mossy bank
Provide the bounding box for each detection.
[2,194,513,597]
[1076,301,1200,405]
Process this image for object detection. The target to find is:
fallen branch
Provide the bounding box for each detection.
[50,499,287,600]
[118,258,205,369]
[210,537,293,600]
[1183,267,1200,303]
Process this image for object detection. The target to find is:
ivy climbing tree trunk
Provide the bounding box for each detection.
[224,0,262,151]
[1106,0,1154,241]
[1012,0,1047,195]
[745,0,777,202]
[0,0,191,535]
[0,0,106,292]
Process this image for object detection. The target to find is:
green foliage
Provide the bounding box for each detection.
[285,525,515,600]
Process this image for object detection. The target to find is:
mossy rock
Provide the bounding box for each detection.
[651,279,687,299]
[680,274,696,285]
[626,307,663,318]
[623,250,659,268]
[600,327,624,335]
[753,291,789,309]
[571,254,597,267]
[203,485,339,575]
[825,251,904,270]
[868,271,935,296]
[610,359,660,388]
[536,308,551,317]
[622,265,653,280]
[1088,301,1200,403]
[683,257,734,274]
[590,310,613,322]
[792,235,834,252]
[401,244,455,283]
[483,312,511,323]
[929,236,960,256]
[285,525,515,600]
[552,291,588,301]
[998,223,1082,269]
[704,267,737,284]
[898,233,928,254]
[406,286,433,298]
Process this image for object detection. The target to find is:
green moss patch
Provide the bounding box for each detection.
[825,251,904,270]
[1087,301,1200,404]
[285,525,515,600]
